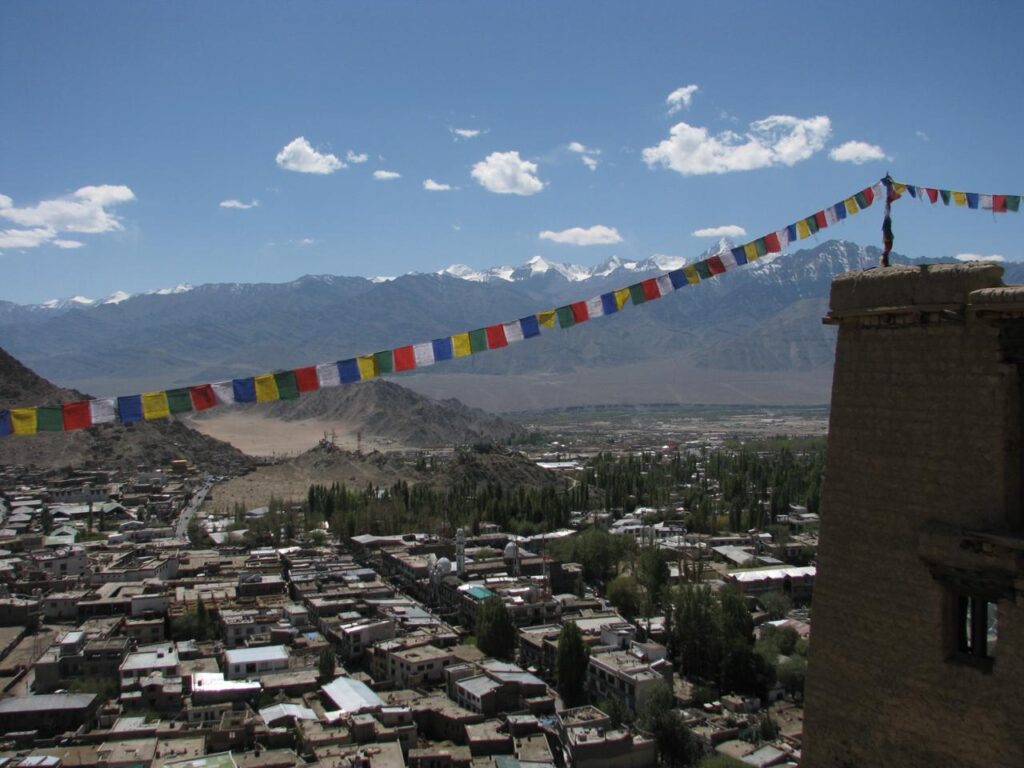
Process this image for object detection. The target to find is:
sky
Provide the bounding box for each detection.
[1,1,1023,304]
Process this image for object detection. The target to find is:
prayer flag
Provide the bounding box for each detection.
[254,374,280,403]
[718,250,738,271]
[63,401,92,431]
[37,406,63,432]
[1006,195,1020,212]
[814,210,828,229]
[212,381,235,405]
[414,342,436,367]
[556,306,577,327]
[732,246,748,266]
[274,371,300,399]
[980,194,993,211]
[503,320,525,343]
[339,359,361,384]
[993,195,1007,213]
[453,332,473,356]
[375,350,394,374]
[233,378,256,403]
[294,366,320,393]
[844,197,859,215]
[657,275,674,296]
[118,395,143,423]
[189,385,217,411]
[796,219,811,239]
[520,315,541,338]
[871,182,884,201]
[601,292,619,314]
[806,215,819,235]
[764,232,782,253]
[833,202,847,221]
[694,261,712,280]
[166,388,194,414]
[927,188,939,203]
[585,297,605,319]
[966,192,979,209]
[668,270,687,290]
[953,191,967,207]
[755,238,768,258]
[11,407,38,435]
[940,189,952,205]
[570,301,590,323]
[641,278,661,301]
[90,398,116,424]
[744,242,759,263]
[318,362,343,387]
[683,265,700,285]
[0,411,10,438]
[628,284,646,305]
[537,310,557,330]
[615,287,631,308]
[485,325,508,349]
[706,256,726,275]
[393,346,416,371]
[776,228,791,248]
[469,328,488,352]
[357,355,378,379]
[142,391,170,421]
[433,337,454,360]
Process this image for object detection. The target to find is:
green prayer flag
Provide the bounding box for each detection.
[37,405,63,432]
[1006,195,1020,212]
[274,371,299,400]
[854,192,869,209]
[755,238,768,257]
[469,328,488,353]
[694,261,712,280]
[166,388,193,414]
[556,306,576,328]
[806,216,819,235]
[940,189,951,205]
[375,350,394,374]
[628,284,647,305]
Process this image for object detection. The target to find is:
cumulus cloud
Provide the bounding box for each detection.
[53,239,85,249]
[539,225,623,246]
[955,253,1005,262]
[220,199,259,209]
[693,224,747,238]
[568,141,601,171]
[642,115,832,175]
[423,179,454,191]
[472,151,544,195]
[275,137,344,174]
[0,227,57,249]
[829,140,888,165]
[451,128,482,140]
[373,170,401,181]
[0,184,135,233]
[346,150,368,163]
[666,84,699,114]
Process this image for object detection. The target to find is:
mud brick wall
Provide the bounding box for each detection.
[804,263,1024,768]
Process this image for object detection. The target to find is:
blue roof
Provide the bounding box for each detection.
[467,586,494,600]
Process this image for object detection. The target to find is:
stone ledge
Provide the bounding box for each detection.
[830,263,1005,316]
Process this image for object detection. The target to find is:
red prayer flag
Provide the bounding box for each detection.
[294,366,320,392]
[993,195,1007,213]
[641,278,661,301]
[814,210,828,229]
[926,188,938,203]
[570,301,590,323]
[63,401,92,430]
[763,232,782,253]
[189,384,217,411]
[707,256,726,275]
[485,324,508,349]
[393,346,416,371]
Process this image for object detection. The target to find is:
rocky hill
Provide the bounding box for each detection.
[0,347,255,475]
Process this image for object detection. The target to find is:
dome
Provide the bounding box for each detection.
[503,541,519,560]
[435,557,452,575]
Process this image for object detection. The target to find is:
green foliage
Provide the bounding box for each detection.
[318,647,337,681]
[640,683,697,768]
[758,714,780,741]
[476,597,515,661]
[758,591,792,621]
[606,575,642,620]
[548,527,635,584]
[170,599,218,642]
[638,546,671,616]
[776,655,807,700]
[556,622,590,707]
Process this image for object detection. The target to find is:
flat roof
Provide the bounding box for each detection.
[729,566,816,582]
[321,676,383,714]
[0,694,97,713]
[223,645,289,665]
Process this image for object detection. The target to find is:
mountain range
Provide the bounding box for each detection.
[0,240,1015,411]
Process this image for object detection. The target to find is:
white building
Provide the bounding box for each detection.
[222,645,290,679]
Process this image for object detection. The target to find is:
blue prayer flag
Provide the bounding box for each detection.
[731,246,748,266]
[232,378,256,403]
[668,270,687,290]
[0,410,10,437]
[338,359,361,384]
[432,337,454,362]
[118,395,143,423]
[519,315,541,338]
[966,192,979,209]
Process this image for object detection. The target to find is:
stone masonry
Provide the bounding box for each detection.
[804,263,1024,767]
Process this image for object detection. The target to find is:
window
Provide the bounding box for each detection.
[955,595,997,664]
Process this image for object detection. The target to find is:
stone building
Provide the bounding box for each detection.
[804,263,1024,767]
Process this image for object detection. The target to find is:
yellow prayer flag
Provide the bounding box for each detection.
[796,219,811,239]
[892,182,906,197]
[357,355,378,379]
[254,374,280,402]
[683,266,700,286]
[10,407,37,436]
[452,333,473,357]
[141,391,170,421]
[952,191,967,207]
[614,288,631,309]
[744,243,759,262]
[537,310,557,329]
[844,197,859,215]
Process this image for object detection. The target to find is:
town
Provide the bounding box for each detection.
[0,431,819,768]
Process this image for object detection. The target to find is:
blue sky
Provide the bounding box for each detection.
[1,1,1022,303]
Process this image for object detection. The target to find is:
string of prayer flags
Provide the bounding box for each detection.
[5,176,1019,438]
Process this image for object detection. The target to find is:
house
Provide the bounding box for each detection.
[223,645,290,679]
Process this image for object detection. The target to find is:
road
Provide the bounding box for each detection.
[176,482,211,540]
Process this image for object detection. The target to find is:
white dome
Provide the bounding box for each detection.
[435,557,452,574]
[503,542,519,560]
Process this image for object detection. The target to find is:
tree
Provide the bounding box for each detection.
[776,655,807,700]
[556,622,590,707]
[476,597,515,660]
[640,683,697,768]
[319,647,337,681]
[638,547,671,612]
[606,575,642,620]
[759,591,792,621]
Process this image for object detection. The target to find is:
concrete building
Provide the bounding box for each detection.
[388,644,453,688]
[804,263,1024,767]
[585,650,671,715]
[222,645,290,679]
[120,643,180,691]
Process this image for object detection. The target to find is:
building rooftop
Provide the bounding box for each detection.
[321,676,384,714]
[0,693,97,713]
[223,645,289,665]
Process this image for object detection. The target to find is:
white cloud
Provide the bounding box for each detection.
[666,84,699,114]
[220,199,259,210]
[346,150,368,163]
[472,151,545,195]
[423,179,454,191]
[296,238,316,247]
[829,140,888,165]
[915,130,930,142]
[0,184,135,233]
[0,227,57,249]
[693,224,747,238]
[374,170,401,181]
[955,253,1005,262]
[452,128,482,140]
[642,114,832,175]
[53,239,85,249]
[568,141,601,171]
[539,225,622,246]
[275,136,344,174]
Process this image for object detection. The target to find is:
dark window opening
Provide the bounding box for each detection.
[956,595,997,661]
